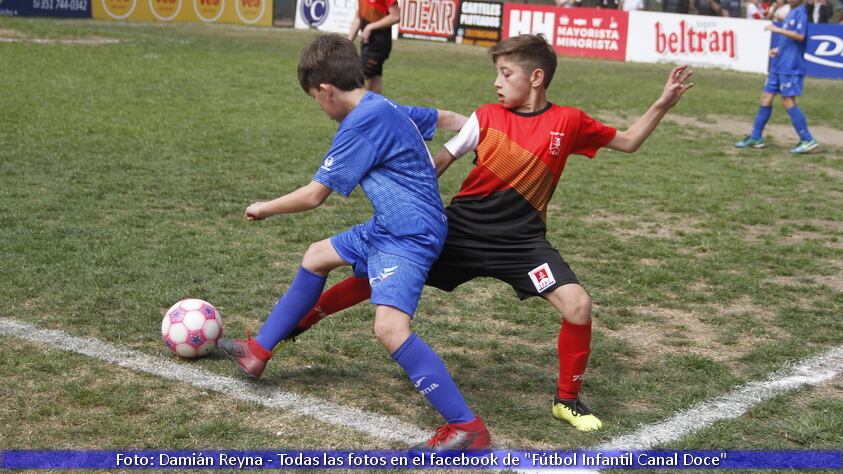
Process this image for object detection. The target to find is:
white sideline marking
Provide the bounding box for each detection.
[0,318,428,445]
[516,344,843,473]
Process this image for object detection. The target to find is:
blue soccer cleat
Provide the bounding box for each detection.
[735,136,766,149]
[789,138,819,154]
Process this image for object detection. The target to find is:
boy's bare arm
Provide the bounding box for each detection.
[348,14,361,41]
[433,148,457,177]
[606,65,694,153]
[245,181,333,221]
[361,4,400,43]
[436,110,468,132]
[764,24,805,42]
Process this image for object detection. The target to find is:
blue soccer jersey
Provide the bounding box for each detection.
[313,92,446,267]
[773,5,808,75]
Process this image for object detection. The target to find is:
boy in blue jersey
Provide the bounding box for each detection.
[735,0,819,154]
[218,34,491,451]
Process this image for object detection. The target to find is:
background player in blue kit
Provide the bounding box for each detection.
[735,0,819,154]
[218,34,490,451]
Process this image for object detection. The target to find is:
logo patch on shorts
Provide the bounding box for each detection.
[528,263,556,293]
[369,265,399,287]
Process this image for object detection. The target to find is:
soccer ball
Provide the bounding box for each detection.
[161,299,223,359]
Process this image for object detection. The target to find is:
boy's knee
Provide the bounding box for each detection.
[373,308,412,352]
[560,289,592,324]
[570,293,592,322]
[301,243,324,271]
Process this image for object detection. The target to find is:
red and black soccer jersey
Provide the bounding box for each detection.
[358,0,397,23]
[443,103,616,248]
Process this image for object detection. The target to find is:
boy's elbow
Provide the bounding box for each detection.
[308,193,328,209]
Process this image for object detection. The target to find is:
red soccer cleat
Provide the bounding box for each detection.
[411,417,491,451]
[218,333,272,380]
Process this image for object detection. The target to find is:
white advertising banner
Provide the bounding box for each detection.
[626,11,772,74]
[294,0,398,38]
[294,0,357,34]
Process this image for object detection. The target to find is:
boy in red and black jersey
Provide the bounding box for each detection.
[289,35,694,432]
[348,0,400,94]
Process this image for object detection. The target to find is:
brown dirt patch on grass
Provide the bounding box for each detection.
[583,211,706,241]
[598,298,786,371]
[665,114,843,149]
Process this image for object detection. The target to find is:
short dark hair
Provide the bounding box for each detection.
[297,35,365,93]
[489,34,557,88]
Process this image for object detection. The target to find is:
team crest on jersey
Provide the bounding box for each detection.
[321,155,334,171]
[549,132,565,157]
[528,263,556,293]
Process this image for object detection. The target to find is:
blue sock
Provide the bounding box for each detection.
[751,105,772,140]
[392,333,475,424]
[786,106,813,142]
[255,267,327,351]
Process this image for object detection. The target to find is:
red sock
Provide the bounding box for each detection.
[296,276,371,332]
[556,320,592,399]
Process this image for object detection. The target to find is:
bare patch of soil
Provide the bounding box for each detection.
[583,211,706,241]
[599,299,786,371]
[666,114,843,149]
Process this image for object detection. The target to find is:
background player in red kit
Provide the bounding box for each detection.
[348,0,400,93]
[285,34,694,432]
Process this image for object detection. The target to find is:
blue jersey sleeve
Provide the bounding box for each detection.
[786,8,807,37]
[313,128,378,197]
[396,105,438,141]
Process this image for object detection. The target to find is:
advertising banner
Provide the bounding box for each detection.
[0,0,90,18]
[625,11,771,73]
[399,0,460,42]
[455,0,501,47]
[294,0,356,34]
[804,24,843,80]
[92,0,271,25]
[502,5,628,61]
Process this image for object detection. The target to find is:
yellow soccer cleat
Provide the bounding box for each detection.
[552,397,603,432]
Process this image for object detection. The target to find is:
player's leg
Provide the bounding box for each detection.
[290,239,480,339]
[736,83,776,148]
[491,247,602,431]
[781,76,819,153]
[219,225,365,379]
[368,251,490,451]
[365,74,383,95]
[289,276,371,339]
[543,284,602,431]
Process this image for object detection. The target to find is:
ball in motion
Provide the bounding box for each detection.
[161,299,223,358]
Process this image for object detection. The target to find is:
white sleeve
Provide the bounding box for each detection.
[444,112,480,160]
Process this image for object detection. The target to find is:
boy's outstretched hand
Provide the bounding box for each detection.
[656,65,695,110]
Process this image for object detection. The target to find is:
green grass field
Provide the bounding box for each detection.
[1,17,842,457]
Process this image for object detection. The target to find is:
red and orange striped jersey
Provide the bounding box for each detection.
[444,103,616,248]
[358,0,397,23]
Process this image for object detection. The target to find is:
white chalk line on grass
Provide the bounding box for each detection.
[516,344,843,474]
[0,318,428,445]
[4,317,842,468]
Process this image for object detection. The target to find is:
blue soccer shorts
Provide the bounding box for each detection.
[764,73,804,97]
[330,223,429,317]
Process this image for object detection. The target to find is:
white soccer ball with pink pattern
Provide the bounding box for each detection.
[161,299,223,358]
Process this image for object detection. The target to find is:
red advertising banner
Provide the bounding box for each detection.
[502,5,628,61]
[399,0,461,42]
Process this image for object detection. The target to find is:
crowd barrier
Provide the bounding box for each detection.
[2,0,840,79]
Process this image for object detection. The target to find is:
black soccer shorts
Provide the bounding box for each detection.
[360,29,391,78]
[426,243,581,300]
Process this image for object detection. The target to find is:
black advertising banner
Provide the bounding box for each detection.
[455,0,501,47]
[0,0,90,17]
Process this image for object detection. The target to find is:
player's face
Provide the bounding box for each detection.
[493,57,533,109]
